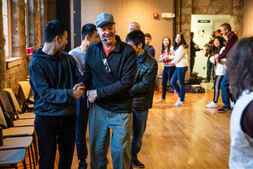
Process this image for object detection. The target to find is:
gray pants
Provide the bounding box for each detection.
[89,104,133,169]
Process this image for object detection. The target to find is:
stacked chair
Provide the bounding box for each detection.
[0,81,37,169]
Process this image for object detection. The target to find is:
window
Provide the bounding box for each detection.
[2,0,12,58]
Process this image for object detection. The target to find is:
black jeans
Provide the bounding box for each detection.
[206,56,214,81]
[76,95,89,164]
[213,75,223,103]
[35,114,76,169]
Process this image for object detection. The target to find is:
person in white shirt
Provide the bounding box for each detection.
[170,33,188,107]
[226,37,253,169]
[69,23,98,169]
[206,36,226,108]
[156,37,175,103]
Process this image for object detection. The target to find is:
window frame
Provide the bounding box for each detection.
[3,0,13,58]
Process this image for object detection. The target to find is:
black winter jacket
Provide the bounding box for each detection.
[130,52,158,111]
[83,40,137,113]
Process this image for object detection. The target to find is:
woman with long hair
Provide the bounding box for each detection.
[170,33,188,106]
[206,36,226,108]
[227,37,253,169]
[156,37,175,103]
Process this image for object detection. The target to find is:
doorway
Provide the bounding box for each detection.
[191,15,231,78]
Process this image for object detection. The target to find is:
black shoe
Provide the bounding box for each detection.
[78,160,87,169]
[218,106,231,113]
[132,158,145,168]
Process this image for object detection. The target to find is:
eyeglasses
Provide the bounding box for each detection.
[102,58,111,73]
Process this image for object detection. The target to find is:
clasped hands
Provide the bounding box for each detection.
[72,83,97,103]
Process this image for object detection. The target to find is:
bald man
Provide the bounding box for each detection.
[128,21,141,33]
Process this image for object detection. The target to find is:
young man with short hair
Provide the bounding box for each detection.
[126,30,158,168]
[29,20,85,169]
[69,23,98,169]
[144,33,155,57]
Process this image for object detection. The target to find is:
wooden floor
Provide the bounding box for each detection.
[32,89,231,169]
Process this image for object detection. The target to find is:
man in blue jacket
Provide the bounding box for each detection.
[84,13,137,169]
[126,30,158,168]
[29,20,85,169]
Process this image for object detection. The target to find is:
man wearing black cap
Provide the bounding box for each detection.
[83,13,137,169]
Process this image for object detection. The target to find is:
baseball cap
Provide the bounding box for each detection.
[96,13,115,28]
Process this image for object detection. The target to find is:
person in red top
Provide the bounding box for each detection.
[156,37,175,103]
[214,23,238,112]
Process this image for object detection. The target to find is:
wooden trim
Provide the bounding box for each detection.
[34,0,42,49]
[25,0,29,47]
[5,57,21,69]
[0,0,6,88]
[18,0,28,76]
[7,0,12,58]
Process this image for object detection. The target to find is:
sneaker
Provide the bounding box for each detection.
[206,101,218,108]
[155,98,165,103]
[174,100,184,107]
[218,106,232,113]
[132,158,145,168]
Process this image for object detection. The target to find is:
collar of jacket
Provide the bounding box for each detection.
[95,39,123,53]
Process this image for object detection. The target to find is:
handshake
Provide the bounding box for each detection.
[73,83,86,99]
[72,83,97,103]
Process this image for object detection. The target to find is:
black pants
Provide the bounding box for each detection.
[206,56,214,81]
[76,95,89,163]
[213,75,223,103]
[35,115,76,169]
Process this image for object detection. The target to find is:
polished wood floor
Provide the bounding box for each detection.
[33,89,231,169]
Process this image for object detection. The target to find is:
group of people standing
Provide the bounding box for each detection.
[28,10,250,169]
[29,12,159,169]
[156,34,188,106]
[205,23,238,112]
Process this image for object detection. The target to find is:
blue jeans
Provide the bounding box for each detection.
[35,115,75,169]
[162,66,175,99]
[170,67,187,102]
[221,74,235,107]
[89,104,133,169]
[76,95,89,164]
[131,110,148,160]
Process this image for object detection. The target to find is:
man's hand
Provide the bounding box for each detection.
[87,90,97,103]
[73,83,86,99]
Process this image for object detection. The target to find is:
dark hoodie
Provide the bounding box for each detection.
[29,48,83,116]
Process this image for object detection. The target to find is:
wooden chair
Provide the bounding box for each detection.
[3,127,34,138]
[0,91,34,128]
[0,149,27,169]
[0,136,34,168]
[17,81,34,113]
[0,106,38,167]
[0,107,7,129]
[3,88,34,120]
